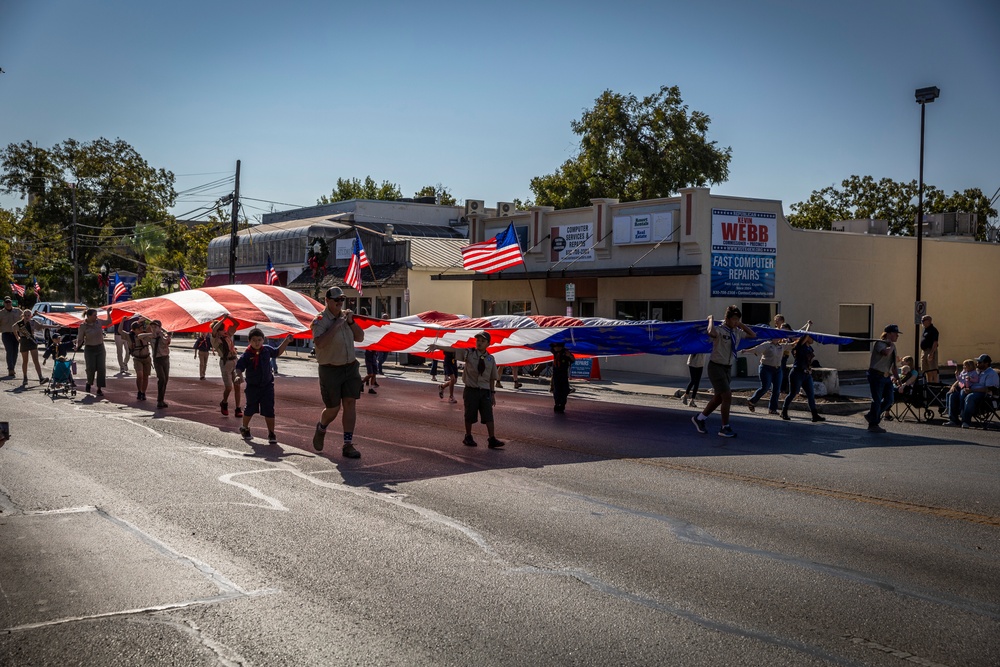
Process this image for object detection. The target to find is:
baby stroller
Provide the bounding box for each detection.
[44,352,77,399]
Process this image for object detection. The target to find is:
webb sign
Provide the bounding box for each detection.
[710,209,777,298]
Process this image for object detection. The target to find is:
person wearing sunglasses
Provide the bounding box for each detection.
[311,287,365,458]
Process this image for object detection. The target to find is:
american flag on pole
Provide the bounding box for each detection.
[265,253,280,285]
[345,231,370,295]
[33,276,41,295]
[178,268,191,291]
[112,272,128,302]
[461,222,524,274]
[10,282,25,297]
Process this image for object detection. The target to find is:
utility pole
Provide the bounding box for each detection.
[71,182,79,302]
[228,159,241,285]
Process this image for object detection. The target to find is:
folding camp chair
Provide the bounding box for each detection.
[971,389,1000,430]
[922,381,950,422]
[884,376,926,423]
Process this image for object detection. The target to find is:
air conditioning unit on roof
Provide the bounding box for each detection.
[496,201,515,217]
[465,200,484,216]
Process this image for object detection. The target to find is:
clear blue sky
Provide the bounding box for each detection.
[2,0,998,222]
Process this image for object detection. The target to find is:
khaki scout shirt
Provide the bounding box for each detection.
[312,309,362,366]
[457,348,498,390]
[76,320,107,347]
[0,307,22,334]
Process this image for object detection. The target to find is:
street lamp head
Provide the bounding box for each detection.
[915,86,940,104]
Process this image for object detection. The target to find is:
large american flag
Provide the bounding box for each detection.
[112,272,128,302]
[178,268,191,291]
[345,231,370,295]
[461,222,524,274]
[265,253,279,285]
[10,282,25,297]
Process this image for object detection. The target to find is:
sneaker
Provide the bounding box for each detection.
[156,402,168,408]
[96,388,103,397]
[86,383,92,393]
[682,395,689,405]
[462,434,478,447]
[961,423,971,429]
[689,401,697,409]
[139,392,146,401]
[747,401,756,413]
[941,421,960,427]
[768,409,779,415]
[780,411,790,421]
[438,386,444,399]
[268,432,278,445]
[514,382,523,389]
[487,437,505,449]
[495,382,503,389]
[368,388,377,394]
[691,416,707,434]
[867,424,887,434]
[448,397,457,404]
[312,423,326,451]
[812,413,826,423]
[239,426,251,439]
[718,425,736,438]
[342,443,361,459]
[234,407,243,418]
[136,392,142,400]
[220,401,229,416]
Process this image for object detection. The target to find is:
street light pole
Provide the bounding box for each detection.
[914,85,939,366]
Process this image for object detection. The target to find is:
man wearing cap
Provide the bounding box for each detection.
[865,324,900,434]
[0,296,22,378]
[920,315,940,383]
[944,354,998,428]
[458,332,504,448]
[311,287,364,458]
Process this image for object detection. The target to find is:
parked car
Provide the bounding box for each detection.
[30,302,88,345]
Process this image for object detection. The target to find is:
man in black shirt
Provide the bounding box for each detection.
[920,315,939,383]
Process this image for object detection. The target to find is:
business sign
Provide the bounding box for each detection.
[569,358,593,379]
[550,224,594,263]
[632,214,651,243]
[710,209,777,298]
[335,239,354,260]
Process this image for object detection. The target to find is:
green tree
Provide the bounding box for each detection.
[0,208,16,290]
[788,176,997,237]
[414,184,456,206]
[530,85,732,209]
[318,176,402,204]
[0,138,176,300]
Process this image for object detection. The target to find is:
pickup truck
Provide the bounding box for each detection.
[30,302,88,345]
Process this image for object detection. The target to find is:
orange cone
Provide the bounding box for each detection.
[589,357,602,380]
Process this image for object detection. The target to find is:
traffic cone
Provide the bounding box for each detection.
[589,357,602,380]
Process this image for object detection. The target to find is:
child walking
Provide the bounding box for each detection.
[692,306,756,438]
[235,329,294,445]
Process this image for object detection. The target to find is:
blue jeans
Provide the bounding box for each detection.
[866,369,894,426]
[947,390,985,425]
[783,367,818,413]
[750,364,782,412]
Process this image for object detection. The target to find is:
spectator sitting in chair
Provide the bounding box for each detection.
[894,355,919,394]
[944,354,999,428]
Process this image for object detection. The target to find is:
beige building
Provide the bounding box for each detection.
[437,187,999,377]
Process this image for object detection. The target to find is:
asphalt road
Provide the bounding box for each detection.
[1,344,997,666]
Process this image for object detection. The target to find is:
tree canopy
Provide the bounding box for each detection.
[414,183,457,206]
[0,138,177,301]
[787,175,998,238]
[318,176,402,204]
[530,85,732,209]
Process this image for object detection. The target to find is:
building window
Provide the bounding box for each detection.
[482,300,532,317]
[615,300,683,322]
[839,304,872,352]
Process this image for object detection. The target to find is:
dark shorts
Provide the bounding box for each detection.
[18,337,37,353]
[463,386,494,424]
[443,357,458,377]
[364,351,378,375]
[244,383,276,418]
[707,361,732,394]
[319,361,363,408]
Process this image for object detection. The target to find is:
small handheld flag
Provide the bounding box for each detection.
[178,268,191,291]
[9,282,25,297]
[461,222,524,274]
[345,231,370,295]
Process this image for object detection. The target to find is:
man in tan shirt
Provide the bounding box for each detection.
[1,296,22,377]
[75,308,112,396]
[310,287,364,458]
